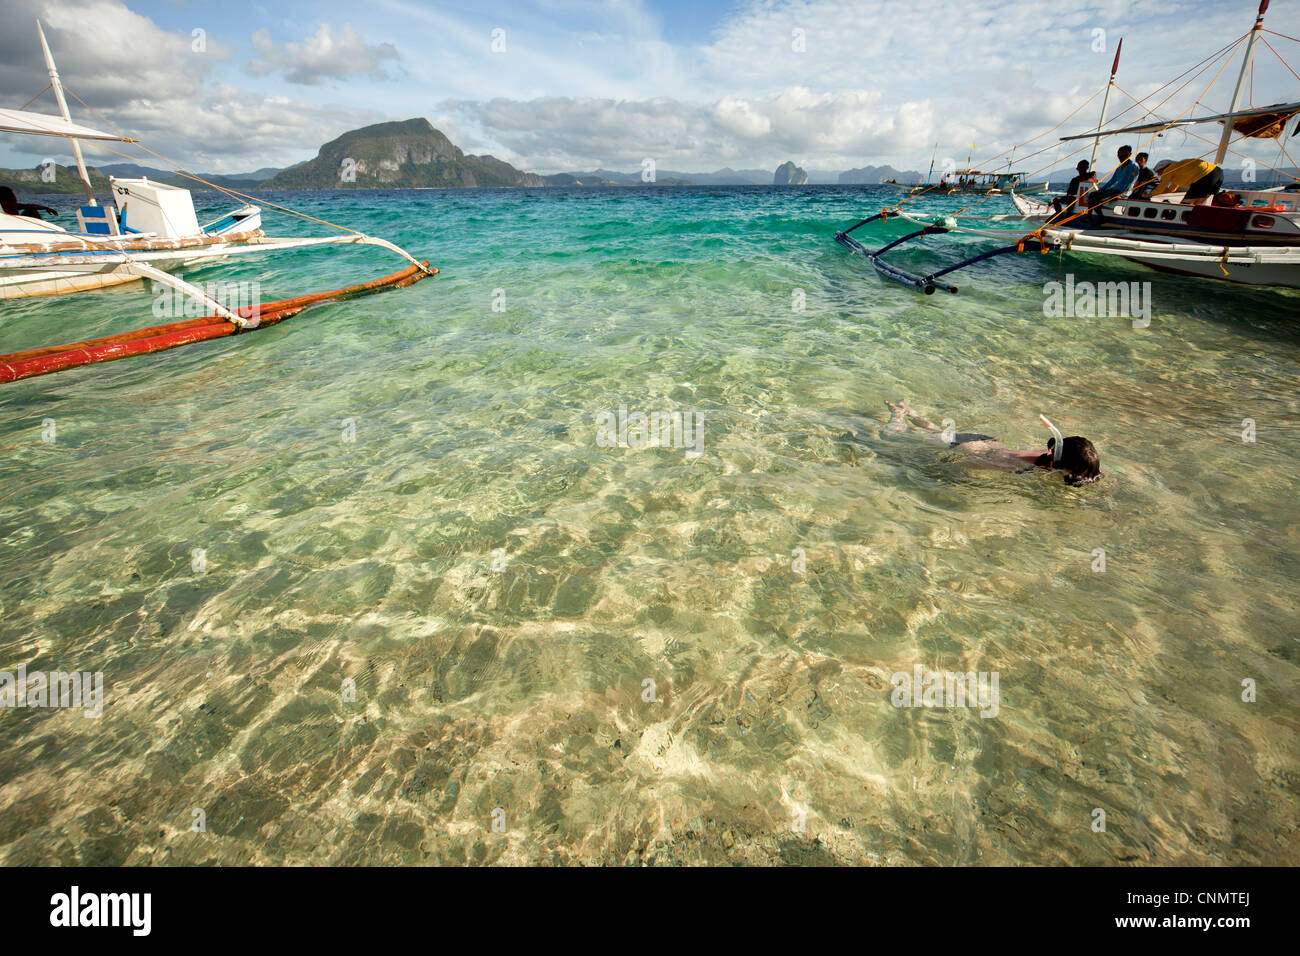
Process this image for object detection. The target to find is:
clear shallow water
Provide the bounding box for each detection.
[0,185,1296,865]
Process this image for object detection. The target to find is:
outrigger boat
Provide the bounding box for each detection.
[835,0,1300,293]
[933,170,1051,196]
[0,22,436,383]
[878,169,1048,196]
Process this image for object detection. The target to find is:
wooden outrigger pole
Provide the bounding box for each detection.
[834,214,962,294]
[1090,38,1123,170]
[1216,0,1270,164]
[35,19,95,206]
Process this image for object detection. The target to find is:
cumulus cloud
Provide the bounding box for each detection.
[0,1,385,171]
[3,0,1294,176]
[247,23,401,86]
[425,0,1299,173]
[0,0,215,110]
[446,90,940,172]
[437,0,1298,173]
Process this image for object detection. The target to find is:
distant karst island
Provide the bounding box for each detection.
[3,117,964,193]
[773,161,809,185]
[38,115,1283,194]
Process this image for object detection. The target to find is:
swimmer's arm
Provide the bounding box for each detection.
[959,443,1046,471]
[1004,448,1049,472]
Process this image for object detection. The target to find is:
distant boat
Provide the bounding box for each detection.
[932,170,1051,196]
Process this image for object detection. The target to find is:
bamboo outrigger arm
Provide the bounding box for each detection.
[6,232,436,328]
[122,261,249,327]
[348,234,434,274]
[1,21,441,381]
[908,237,1051,290]
[834,214,961,294]
[835,211,1054,295]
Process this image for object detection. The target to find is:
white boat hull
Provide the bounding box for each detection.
[1129,253,1300,287]
[0,232,427,300]
[1001,192,1300,288]
[0,231,264,298]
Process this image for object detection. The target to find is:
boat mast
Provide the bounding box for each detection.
[926,142,938,184]
[36,19,95,205]
[1090,38,1123,170]
[1215,0,1270,165]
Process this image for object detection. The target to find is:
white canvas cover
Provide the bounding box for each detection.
[0,107,133,142]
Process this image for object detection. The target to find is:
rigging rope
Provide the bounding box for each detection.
[1259,36,1300,83]
[1113,82,1300,184]
[18,85,52,111]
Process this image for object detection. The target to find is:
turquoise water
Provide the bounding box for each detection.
[0,185,1297,865]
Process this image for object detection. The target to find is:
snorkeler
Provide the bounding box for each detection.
[885,400,1102,485]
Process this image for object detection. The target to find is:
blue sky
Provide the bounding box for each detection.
[2,0,1299,176]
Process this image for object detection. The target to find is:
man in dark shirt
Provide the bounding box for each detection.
[1129,152,1158,199]
[0,186,58,220]
[1050,160,1097,216]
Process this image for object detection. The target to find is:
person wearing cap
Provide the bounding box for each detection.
[1150,158,1223,204]
[1051,160,1098,216]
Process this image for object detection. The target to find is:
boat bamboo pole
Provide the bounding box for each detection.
[122,262,249,327]
[1215,0,1270,165]
[1090,38,1123,170]
[36,19,95,205]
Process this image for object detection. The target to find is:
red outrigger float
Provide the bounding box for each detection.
[0,261,436,384]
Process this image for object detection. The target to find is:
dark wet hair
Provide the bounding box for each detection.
[0,186,17,215]
[1076,160,1090,172]
[1136,152,1149,162]
[1118,145,1133,160]
[1035,436,1102,486]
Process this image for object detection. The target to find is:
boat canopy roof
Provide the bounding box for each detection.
[1060,100,1300,142]
[0,107,135,142]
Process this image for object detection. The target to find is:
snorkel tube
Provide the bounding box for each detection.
[1039,414,1064,464]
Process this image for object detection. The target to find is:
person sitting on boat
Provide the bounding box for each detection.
[1050,160,1098,216]
[1150,158,1222,205]
[1129,152,1159,199]
[0,186,58,220]
[884,401,1102,486]
[1085,145,1140,213]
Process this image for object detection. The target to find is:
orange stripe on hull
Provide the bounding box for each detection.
[0,262,436,383]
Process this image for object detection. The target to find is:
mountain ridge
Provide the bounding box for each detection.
[262,118,546,189]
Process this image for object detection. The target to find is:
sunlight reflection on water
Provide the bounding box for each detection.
[0,187,1296,864]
